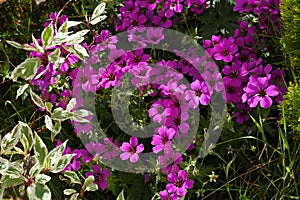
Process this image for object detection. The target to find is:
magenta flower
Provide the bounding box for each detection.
[151,126,176,153]
[94,30,117,50]
[57,89,71,109]
[120,136,144,163]
[148,99,172,124]
[185,79,211,108]
[165,109,190,134]
[99,64,123,89]
[102,138,120,160]
[242,76,279,108]
[85,164,110,190]
[235,102,252,124]
[222,60,248,87]
[146,28,165,44]
[213,38,238,62]
[85,142,106,157]
[158,144,182,174]
[166,170,194,198]
[164,0,184,18]
[139,0,163,10]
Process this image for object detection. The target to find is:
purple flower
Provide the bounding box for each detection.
[166,170,194,197]
[185,79,211,108]
[235,102,252,124]
[164,0,184,18]
[146,27,165,44]
[222,60,248,87]
[94,30,117,50]
[148,99,172,124]
[120,136,144,163]
[139,0,163,10]
[158,144,182,174]
[57,89,71,109]
[85,142,106,157]
[102,138,120,160]
[242,76,279,108]
[151,126,176,153]
[99,64,123,89]
[165,109,190,134]
[213,38,238,63]
[85,164,110,190]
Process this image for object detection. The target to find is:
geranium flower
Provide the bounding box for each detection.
[242,76,279,108]
[166,170,194,197]
[120,136,144,163]
[151,126,176,153]
[213,38,238,63]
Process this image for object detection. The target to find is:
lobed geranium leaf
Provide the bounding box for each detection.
[10,57,41,81]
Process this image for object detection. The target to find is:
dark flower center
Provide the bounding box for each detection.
[108,74,115,81]
[195,90,202,97]
[130,146,137,153]
[80,76,88,84]
[173,117,181,126]
[174,179,184,187]
[230,71,239,79]
[258,89,266,97]
[222,49,230,56]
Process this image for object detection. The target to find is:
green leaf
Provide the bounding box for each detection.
[10,57,41,81]
[58,20,68,33]
[74,44,89,57]
[51,121,62,141]
[42,24,54,49]
[34,132,48,166]
[29,162,43,178]
[32,34,44,53]
[48,48,64,68]
[117,190,125,200]
[83,175,94,189]
[19,121,34,153]
[63,189,77,196]
[46,140,67,170]
[70,193,79,200]
[51,107,69,121]
[6,40,37,51]
[50,154,74,173]
[30,89,45,108]
[91,2,106,21]
[45,115,53,131]
[1,123,22,153]
[4,162,24,178]
[63,45,86,61]
[66,98,77,112]
[1,176,26,188]
[35,174,51,184]
[90,15,107,25]
[16,84,29,100]
[0,157,9,174]
[66,30,89,45]
[63,171,81,185]
[27,183,51,200]
[45,102,53,113]
[85,182,98,191]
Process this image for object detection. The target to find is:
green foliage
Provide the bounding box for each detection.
[280,0,300,79]
[279,81,300,136]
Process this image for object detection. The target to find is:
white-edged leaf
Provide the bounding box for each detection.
[117,190,125,200]
[51,107,69,121]
[1,175,26,188]
[58,20,68,33]
[16,84,29,100]
[50,154,74,173]
[63,189,77,196]
[66,30,89,45]
[0,157,9,174]
[45,115,53,131]
[34,132,48,166]
[30,89,44,108]
[46,140,68,170]
[19,121,34,153]
[1,123,21,153]
[67,21,83,28]
[51,120,61,140]
[83,175,94,189]
[6,40,37,52]
[90,15,107,25]
[63,171,81,185]
[10,58,41,81]
[29,162,43,178]
[35,174,51,184]
[45,102,53,113]
[91,3,106,21]
[74,44,89,57]
[41,24,54,49]
[66,98,77,112]
[32,34,44,53]
[27,183,51,200]
[70,193,79,200]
